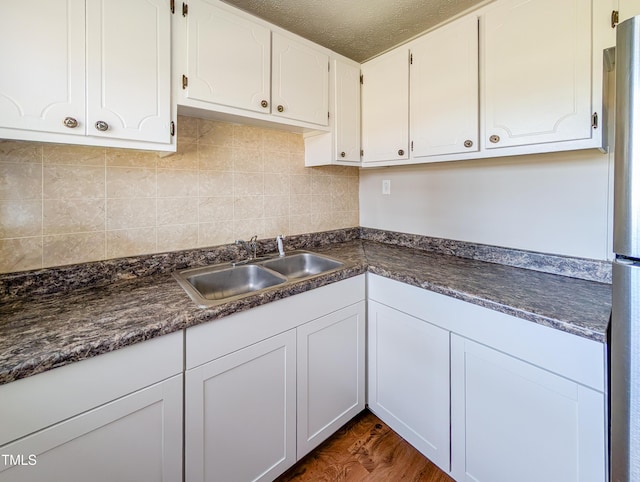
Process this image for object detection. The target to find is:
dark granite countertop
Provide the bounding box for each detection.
[0,238,612,386]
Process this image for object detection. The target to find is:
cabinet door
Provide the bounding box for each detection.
[86,0,171,143]
[333,59,361,163]
[0,0,85,136]
[185,0,271,114]
[367,300,451,473]
[297,302,366,458]
[482,0,592,149]
[272,32,329,126]
[361,48,410,162]
[185,330,297,482]
[411,15,479,158]
[450,335,606,482]
[0,375,182,482]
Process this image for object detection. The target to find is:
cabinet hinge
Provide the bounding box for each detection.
[328,111,330,119]
[360,149,364,157]
[170,121,176,137]
[170,0,175,14]
[360,74,363,84]
[410,53,413,65]
[612,10,619,28]
[592,112,599,129]
[411,140,414,152]
[182,74,188,89]
[182,2,188,16]
[328,62,330,72]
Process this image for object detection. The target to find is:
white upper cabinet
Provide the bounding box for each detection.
[361,48,410,163]
[86,0,172,144]
[333,59,362,163]
[482,0,592,149]
[410,15,479,158]
[185,0,270,113]
[0,0,86,136]
[272,32,329,125]
[303,57,361,167]
[177,0,330,129]
[0,0,173,150]
[618,0,640,24]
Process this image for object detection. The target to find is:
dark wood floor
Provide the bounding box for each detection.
[275,410,454,482]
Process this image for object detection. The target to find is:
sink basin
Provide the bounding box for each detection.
[174,264,287,306]
[174,250,348,307]
[260,252,344,279]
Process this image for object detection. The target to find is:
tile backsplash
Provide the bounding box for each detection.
[0,116,359,274]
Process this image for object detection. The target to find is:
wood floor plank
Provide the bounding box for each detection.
[275,410,454,482]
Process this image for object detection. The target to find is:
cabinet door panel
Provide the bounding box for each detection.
[0,0,85,135]
[450,335,606,482]
[361,49,410,162]
[86,0,171,143]
[482,0,592,148]
[186,1,271,114]
[297,302,366,458]
[0,376,182,482]
[367,301,450,472]
[334,59,361,162]
[272,33,329,126]
[411,15,478,157]
[185,330,296,482]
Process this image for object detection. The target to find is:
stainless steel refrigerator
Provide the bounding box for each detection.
[612,14,640,482]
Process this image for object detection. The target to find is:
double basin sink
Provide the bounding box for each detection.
[173,250,346,307]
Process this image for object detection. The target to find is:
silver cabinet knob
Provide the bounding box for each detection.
[464,139,473,148]
[398,149,405,156]
[489,135,500,143]
[277,105,284,113]
[95,121,109,132]
[63,117,78,128]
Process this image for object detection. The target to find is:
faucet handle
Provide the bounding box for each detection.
[276,234,286,257]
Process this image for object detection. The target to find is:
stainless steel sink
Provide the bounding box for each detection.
[173,250,347,307]
[260,252,343,279]
[174,264,287,307]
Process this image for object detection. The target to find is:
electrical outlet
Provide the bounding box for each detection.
[382,179,391,195]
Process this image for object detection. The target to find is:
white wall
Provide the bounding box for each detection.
[359,149,613,260]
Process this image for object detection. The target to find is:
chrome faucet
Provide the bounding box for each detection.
[276,234,286,257]
[235,235,258,260]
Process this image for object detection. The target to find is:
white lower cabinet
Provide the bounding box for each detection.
[367,300,451,473]
[185,330,297,482]
[0,332,183,482]
[367,273,607,482]
[184,275,366,482]
[297,302,366,458]
[450,335,606,482]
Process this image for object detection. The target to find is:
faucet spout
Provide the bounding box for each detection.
[236,235,258,260]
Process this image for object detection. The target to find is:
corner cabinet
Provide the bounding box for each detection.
[304,58,362,167]
[367,300,451,473]
[0,0,174,151]
[184,275,366,482]
[367,273,607,482]
[175,0,329,130]
[0,332,183,482]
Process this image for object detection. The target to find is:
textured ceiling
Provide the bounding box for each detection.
[221,0,486,62]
